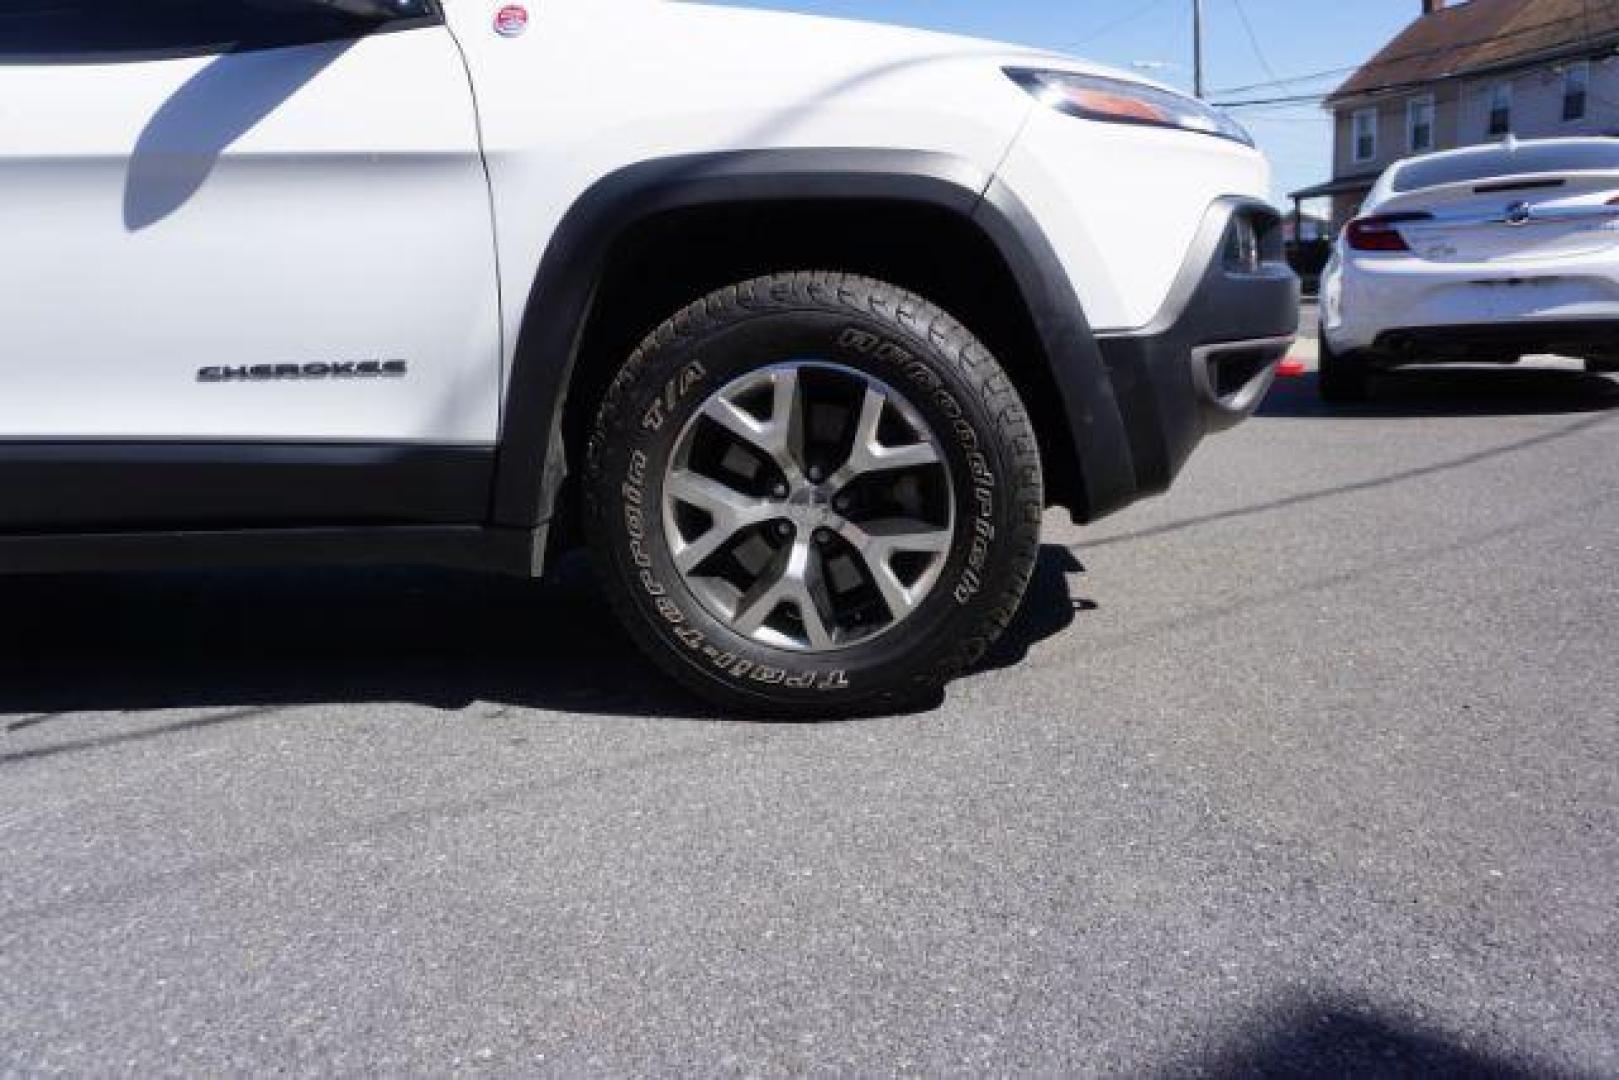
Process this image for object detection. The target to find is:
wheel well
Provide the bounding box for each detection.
[548,199,1080,550]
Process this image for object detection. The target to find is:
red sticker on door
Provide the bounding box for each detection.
[494,5,529,37]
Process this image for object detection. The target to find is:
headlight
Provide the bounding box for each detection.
[1006,69,1254,147]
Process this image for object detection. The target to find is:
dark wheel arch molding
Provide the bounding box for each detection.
[490,149,1141,550]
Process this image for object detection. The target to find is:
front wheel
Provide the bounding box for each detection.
[584,272,1044,715]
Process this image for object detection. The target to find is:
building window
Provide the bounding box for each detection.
[1352,107,1378,164]
[1487,82,1512,136]
[1564,62,1590,122]
[1407,95,1435,154]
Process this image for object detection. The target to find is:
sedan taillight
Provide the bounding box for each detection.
[1345,213,1433,252]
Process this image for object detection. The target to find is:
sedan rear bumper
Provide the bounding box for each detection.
[1324,250,1619,353]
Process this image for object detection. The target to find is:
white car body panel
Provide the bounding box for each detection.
[1322,138,1619,354]
[443,0,1035,382]
[995,103,1271,330]
[442,0,1272,350]
[0,28,500,443]
[1,0,1277,445]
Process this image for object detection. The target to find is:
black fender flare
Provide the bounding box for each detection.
[489,149,1139,534]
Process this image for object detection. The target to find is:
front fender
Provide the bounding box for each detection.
[488,150,1140,536]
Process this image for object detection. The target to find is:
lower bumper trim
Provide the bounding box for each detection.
[1191,335,1295,430]
[1371,320,1619,363]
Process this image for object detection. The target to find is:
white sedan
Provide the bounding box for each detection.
[1320,138,1619,401]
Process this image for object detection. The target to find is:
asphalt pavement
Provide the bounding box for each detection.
[2,353,1616,1076]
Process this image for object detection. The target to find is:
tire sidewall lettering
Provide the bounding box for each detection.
[841,325,1000,608]
[604,306,1020,699]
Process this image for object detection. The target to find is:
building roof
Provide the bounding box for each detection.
[1330,0,1619,103]
[1288,173,1381,201]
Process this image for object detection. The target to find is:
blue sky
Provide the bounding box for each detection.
[707,0,1422,204]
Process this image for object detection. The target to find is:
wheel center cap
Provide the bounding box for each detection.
[785,486,837,529]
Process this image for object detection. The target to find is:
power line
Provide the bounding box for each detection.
[1228,0,1280,87]
[1240,107,1335,122]
[1216,11,1599,95]
[1061,0,1174,48]
[1217,38,1619,109]
[1211,5,1619,99]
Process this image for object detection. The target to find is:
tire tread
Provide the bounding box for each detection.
[585,271,1043,713]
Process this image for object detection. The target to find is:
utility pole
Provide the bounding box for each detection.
[1192,0,1206,98]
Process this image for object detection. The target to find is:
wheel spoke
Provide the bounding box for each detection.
[840,520,952,620]
[852,385,886,454]
[872,442,941,471]
[700,368,807,486]
[865,552,917,621]
[730,570,783,637]
[858,520,953,555]
[788,544,838,651]
[731,538,836,649]
[663,361,956,654]
[664,468,775,573]
[702,395,771,448]
[771,366,808,482]
[829,386,941,489]
[665,469,770,523]
[672,522,740,575]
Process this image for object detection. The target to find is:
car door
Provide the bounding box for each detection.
[0,0,501,530]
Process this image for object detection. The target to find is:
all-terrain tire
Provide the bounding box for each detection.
[583,272,1044,716]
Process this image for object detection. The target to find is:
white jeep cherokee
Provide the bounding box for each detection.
[0,0,1297,713]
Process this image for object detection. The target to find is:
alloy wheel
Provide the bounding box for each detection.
[661,362,956,652]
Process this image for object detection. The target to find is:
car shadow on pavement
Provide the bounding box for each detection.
[1173,995,1561,1079]
[0,547,1088,726]
[1262,364,1619,419]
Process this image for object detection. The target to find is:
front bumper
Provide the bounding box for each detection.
[1094,199,1299,499]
